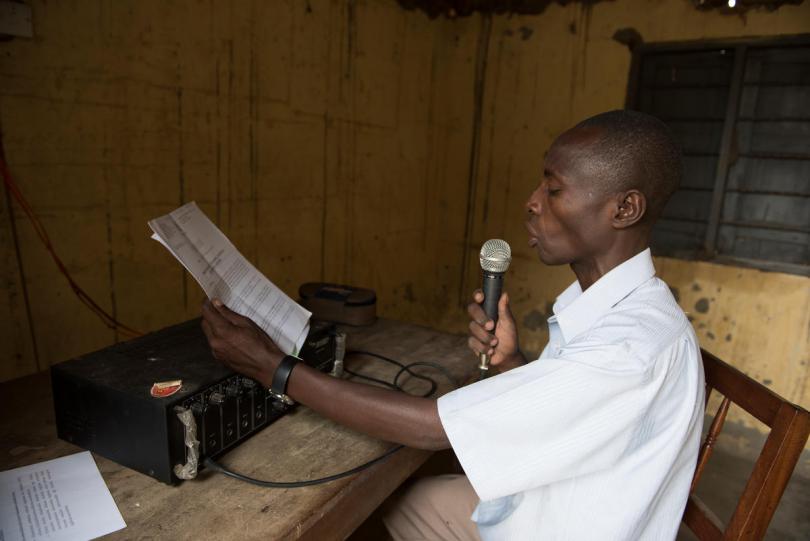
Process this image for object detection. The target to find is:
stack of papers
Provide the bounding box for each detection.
[149,202,311,356]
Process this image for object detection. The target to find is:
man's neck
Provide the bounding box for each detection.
[571,242,649,291]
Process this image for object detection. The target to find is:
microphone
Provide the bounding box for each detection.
[478,239,512,378]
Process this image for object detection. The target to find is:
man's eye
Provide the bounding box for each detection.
[548,189,561,196]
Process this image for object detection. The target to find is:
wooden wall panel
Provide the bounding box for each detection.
[256,118,326,293]
[0,179,38,381]
[0,0,475,380]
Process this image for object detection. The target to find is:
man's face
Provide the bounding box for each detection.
[525,127,616,266]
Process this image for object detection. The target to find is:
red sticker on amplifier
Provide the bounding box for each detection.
[150,380,182,398]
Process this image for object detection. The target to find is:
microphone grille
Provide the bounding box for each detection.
[479,239,512,273]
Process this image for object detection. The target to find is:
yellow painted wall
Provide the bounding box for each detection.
[1,0,808,445]
[0,0,481,380]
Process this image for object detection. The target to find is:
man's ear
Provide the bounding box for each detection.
[612,190,646,229]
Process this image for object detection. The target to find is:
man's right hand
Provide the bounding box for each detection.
[467,290,526,372]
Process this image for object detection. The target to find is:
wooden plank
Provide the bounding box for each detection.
[736,118,810,154]
[702,350,783,427]
[711,254,810,277]
[743,46,810,85]
[351,0,405,129]
[716,225,809,266]
[0,179,39,381]
[458,13,491,312]
[256,118,326,297]
[727,157,810,196]
[639,50,735,87]
[682,156,720,191]
[635,34,810,55]
[726,404,810,540]
[682,495,724,541]
[721,193,809,231]
[666,120,725,154]
[663,190,714,222]
[624,43,641,109]
[295,447,431,541]
[704,45,747,257]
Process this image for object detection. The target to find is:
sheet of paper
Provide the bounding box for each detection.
[0,452,126,541]
[149,202,311,356]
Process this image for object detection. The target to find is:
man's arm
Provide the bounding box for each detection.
[201,300,450,451]
[287,363,449,450]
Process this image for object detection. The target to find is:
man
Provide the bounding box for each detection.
[201,110,705,540]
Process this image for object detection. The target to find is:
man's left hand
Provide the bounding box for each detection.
[200,299,283,387]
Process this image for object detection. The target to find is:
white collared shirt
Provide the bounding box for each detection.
[438,249,705,540]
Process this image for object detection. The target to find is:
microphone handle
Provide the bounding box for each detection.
[479,271,504,378]
[482,271,504,325]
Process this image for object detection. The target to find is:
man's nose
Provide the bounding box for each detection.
[526,187,542,216]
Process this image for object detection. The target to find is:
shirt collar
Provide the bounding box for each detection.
[551,248,656,343]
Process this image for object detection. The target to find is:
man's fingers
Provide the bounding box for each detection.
[467,302,492,328]
[201,318,214,340]
[202,299,231,331]
[212,299,252,327]
[469,321,496,346]
[472,289,484,303]
[497,292,515,323]
[467,336,493,356]
[200,319,223,360]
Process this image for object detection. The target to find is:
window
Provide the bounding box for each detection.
[629,37,810,275]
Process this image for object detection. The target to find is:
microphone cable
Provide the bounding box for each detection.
[202,350,459,488]
[203,444,403,488]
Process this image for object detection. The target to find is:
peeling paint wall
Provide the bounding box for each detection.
[657,258,809,410]
[1,0,808,447]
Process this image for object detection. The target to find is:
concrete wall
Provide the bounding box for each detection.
[1,0,808,442]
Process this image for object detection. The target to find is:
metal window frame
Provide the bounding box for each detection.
[626,33,810,277]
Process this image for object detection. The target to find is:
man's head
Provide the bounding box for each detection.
[525,110,682,268]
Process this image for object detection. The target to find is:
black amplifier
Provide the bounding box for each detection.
[52,318,338,485]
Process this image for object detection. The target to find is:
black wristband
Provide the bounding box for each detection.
[269,355,300,409]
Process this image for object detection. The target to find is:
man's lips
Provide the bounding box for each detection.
[526,222,540,247]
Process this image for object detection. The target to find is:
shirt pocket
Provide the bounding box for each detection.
[471,493,524,526]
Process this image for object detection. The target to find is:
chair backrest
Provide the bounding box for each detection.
[682,348,810,540]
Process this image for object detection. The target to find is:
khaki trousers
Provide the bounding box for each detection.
[382,474,482,541]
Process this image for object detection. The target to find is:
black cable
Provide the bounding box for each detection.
[394,361,460,391]
[341,367,399,390]
[203,444,404,488]
[348,350,455,397]
[204,350,459,489]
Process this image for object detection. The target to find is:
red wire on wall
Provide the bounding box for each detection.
[0,147,142,339]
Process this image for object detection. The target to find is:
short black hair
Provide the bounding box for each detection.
[573,109,682,224]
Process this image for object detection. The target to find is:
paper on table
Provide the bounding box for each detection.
[0,451,126,541]
[149,202,311,356]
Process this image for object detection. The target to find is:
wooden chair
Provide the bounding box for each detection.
[682,348,810,540]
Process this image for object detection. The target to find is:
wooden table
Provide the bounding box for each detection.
[0,319,473,540]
